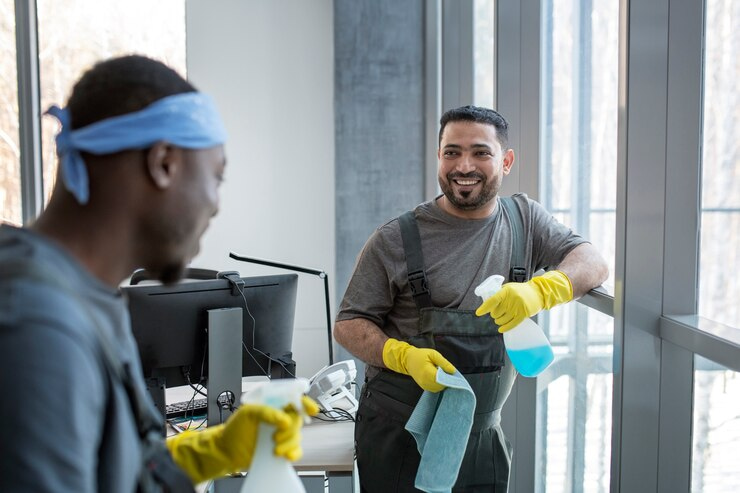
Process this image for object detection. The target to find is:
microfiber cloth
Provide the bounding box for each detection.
[404,368,476,493]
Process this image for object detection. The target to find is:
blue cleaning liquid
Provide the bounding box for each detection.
[507,345,554,377]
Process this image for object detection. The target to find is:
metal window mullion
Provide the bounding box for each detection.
[495,1,541,492]
[656,0,706,490]
[424,0,441,201]
[441,0,474,111]
[15,0,43,224]
[611,0,673,491]
[570,2,593,488]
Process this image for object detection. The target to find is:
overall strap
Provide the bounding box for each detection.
[499,196,529,282]
[398,211,433,310]
[398,197,529,312]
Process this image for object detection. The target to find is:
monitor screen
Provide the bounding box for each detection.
[122,273,299,390]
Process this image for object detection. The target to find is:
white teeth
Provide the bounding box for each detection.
[456,180,478,185]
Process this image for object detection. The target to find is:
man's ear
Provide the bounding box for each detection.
[145,142,181,189]
[502,148,515,175]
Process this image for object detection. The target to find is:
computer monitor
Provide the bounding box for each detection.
[122,272,298,419]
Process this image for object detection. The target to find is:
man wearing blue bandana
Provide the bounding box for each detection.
[0,55,317,492]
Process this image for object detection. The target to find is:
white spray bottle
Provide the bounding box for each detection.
[239,378,310,493]
[475,274,554,377]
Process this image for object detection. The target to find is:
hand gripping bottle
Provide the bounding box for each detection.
[239,378,311,493]
[475,274,554,377]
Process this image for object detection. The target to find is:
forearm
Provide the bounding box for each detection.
[556,243,609,299]
[333,318,389,368]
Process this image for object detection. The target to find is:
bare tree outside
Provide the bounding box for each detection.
[1,0,21,225]
[0,0,185,225]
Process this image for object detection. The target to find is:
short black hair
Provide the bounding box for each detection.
[67,55,196,129]
[438,105,509,148]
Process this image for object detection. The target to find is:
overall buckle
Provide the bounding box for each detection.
[408,270,429,297]
[510,266,527,283]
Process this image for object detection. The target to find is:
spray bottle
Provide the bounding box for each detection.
[475,274,554,377]
[239,378,310,493]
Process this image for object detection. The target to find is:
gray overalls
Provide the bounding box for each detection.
[355,198,528,493]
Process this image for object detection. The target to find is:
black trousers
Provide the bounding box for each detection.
[355,371,511,493]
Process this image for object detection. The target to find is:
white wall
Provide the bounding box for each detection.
[185,0,335,378]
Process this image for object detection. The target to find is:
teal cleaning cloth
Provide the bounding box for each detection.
[404,368,476,493]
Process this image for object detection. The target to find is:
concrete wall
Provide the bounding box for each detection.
[333,0,427,365]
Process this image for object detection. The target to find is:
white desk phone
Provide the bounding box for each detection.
[307,359,358,414]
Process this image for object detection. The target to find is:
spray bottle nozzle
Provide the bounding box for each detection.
[474,274,505,301]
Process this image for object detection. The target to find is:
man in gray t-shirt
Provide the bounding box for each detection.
[335,105,608,492]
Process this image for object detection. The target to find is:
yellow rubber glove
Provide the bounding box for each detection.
[166,396,319,485]
[382,338,456,393]
[475,270,573,333]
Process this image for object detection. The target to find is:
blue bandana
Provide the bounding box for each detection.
[45,92,227,204]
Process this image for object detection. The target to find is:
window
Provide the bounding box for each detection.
[538,1,618,491]
[37,0,186,205]
[698,0,739,328]
[692,1,740,490]
[473,0,494,109]
[0,0,21,225]
[692,356,740,492]
[0,0,187,218]
[540,0,618,293]
[539,303,613,492]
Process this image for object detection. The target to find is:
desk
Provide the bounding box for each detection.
[166,382,356,493]
[202,418,355,493]
[296,419,354,472]
[294,419,355,493]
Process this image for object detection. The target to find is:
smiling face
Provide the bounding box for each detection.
[437,121,514,219]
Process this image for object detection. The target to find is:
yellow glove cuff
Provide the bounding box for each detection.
[532,270,573,309]
[382,338,456,392]
[167,426,233,485]
[382,338,411,374]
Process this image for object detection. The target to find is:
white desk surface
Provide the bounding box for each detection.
[295,418,354,472]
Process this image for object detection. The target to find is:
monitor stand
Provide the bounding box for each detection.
[207,307,243,427]
[144,307,243,435]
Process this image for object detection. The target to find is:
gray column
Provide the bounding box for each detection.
[333,0,427,365]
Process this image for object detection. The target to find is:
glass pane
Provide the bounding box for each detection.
[474,0,494,108]
[0,0,21,225]
[540,0,619,295]
[699,0,739,328]
[36,0,186,207]
[692,355,740,492]
[537,303,614,493]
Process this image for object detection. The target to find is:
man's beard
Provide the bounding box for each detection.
[439,172,498,210]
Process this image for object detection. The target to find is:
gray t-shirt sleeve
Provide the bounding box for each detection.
[526,196,587,272]
[0,292,106,492]
[336,222,404,329]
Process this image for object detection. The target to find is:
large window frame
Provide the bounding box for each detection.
[14,0,43,223]
[9,0,740,491]
[432,1,740,492]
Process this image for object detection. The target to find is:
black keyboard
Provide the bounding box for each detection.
[166,398,208,419]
